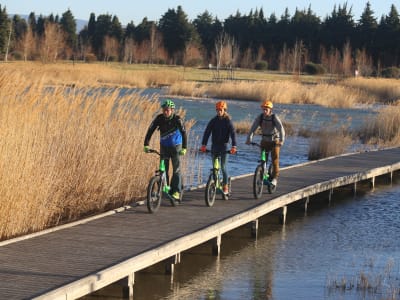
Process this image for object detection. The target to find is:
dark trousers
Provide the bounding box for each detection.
[160,145,182,193]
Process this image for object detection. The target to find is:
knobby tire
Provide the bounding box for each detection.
[147,175,162,213]
[205,175,217,207]
[253,165,264,199]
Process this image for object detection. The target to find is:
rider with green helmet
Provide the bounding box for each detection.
[144,99,187,200]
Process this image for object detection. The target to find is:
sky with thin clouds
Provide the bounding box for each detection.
[2,0,397,25]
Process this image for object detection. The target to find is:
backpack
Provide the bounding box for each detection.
[259,113,276,128]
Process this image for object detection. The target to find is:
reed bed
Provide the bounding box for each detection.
[0,68,193,240]
[358,105,400,147]
[326,258,400,299]
[1,62,182,89]
[169,80,376,108]
[341,77,400,104]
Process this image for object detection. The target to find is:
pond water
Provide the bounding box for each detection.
[82,93,400,300]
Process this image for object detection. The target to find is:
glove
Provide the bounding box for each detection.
[200,145,207,153]
[144,146,150,153]
[230,146,237,155]
[179,148,187,156]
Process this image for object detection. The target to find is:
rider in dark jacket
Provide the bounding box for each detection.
[200,101,237,194]
[144,99,187,200]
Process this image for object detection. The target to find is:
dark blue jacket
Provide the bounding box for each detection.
[144,114,187,148]
[201,115,237,153]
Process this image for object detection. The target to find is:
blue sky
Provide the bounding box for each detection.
[2,1,397,25]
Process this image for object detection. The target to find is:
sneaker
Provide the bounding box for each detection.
[271,178,277,186]
[223,185,229,194]
[171,191,180,200]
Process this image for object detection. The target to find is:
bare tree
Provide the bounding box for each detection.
[214,32,237,81]
[123,38,135,64]
[103,36,119,62]
[4,22,12,62]
[355,48,373,76]
[342,41,353,77]
[39,22,65,63]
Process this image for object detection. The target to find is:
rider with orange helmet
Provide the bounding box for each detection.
[200,100,237,194]
[246,99,285,187]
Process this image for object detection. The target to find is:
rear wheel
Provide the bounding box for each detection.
[253,165,264,199]
[205,175,217,207]
[147,176,162,213]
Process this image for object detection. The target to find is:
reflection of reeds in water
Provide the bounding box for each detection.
[326,258,399,299]
[0,69,193,240]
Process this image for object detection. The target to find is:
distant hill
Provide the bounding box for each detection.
[8,14,88,33]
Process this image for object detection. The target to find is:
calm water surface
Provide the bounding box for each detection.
[84,95,400,300]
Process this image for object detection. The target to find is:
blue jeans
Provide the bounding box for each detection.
[212,152,228,185]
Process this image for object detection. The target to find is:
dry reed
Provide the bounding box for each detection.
[0,68,192,240]
[308,130,353,160]
[170,80,377,108]
[358,105,400,147]
[341,77,400,104]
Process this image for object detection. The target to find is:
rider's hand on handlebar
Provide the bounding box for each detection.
[200,145,207,153]
[230,146,237,155]
[144,145,150,153]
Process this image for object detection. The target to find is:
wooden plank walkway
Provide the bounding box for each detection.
[1,147,400,299]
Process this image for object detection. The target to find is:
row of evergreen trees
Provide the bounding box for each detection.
[0,2,399,75]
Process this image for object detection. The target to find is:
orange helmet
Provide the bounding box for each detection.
[261,100,273,109]
[216,101,227,110]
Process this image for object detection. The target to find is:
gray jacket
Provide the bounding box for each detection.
[246,113,285,144]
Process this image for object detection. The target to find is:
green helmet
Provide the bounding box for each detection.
[161,99,175,109]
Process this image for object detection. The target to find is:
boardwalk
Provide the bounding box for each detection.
[1,148,400,299]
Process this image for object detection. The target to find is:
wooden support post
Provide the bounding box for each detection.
[251,219,259,238]
[280,206,287,225]
[165,253,181,275]
[212,235,221,256]
[121,273,135,299]
[390,171,393,185]
[370,176,375,190]
[353,182,357,197]
[328,188,333,205]
[304,196,309,214]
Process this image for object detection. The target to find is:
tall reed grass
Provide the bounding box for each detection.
[358,105,400,146]
[170,80,376,108]
[0,69,191,240]
[1,62,182,88]
[342,77,400,104]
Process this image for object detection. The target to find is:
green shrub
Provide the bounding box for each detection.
[381,67,400,79]
[11,51,24,60]
[85,53,97,63]
[185,58,203,67]
[304,62,326,75]
[255,60,268,70]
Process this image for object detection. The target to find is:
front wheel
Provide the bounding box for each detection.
[205,175,217,207]
[253,165,264,199]
[147,176,162,213]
